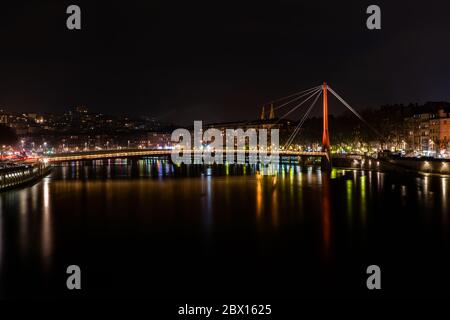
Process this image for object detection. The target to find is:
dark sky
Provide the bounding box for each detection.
[1,0,450,124]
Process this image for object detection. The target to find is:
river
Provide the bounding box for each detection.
[0,157,449,298]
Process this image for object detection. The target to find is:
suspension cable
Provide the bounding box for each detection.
[284,90,322,149]
[277,87,322,122]
[284,90,322,148]
[264,85,321,108]
[273,86,321,110]
[327,86,383,138]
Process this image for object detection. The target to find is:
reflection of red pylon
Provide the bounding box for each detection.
[322,82,331,151]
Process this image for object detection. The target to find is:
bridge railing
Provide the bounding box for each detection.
[48,148,329,162]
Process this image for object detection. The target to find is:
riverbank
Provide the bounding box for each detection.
[332,155,450,176]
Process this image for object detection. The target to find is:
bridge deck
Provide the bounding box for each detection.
[48,149,328,162]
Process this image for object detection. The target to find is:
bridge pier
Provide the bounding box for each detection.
[321,151,332,171]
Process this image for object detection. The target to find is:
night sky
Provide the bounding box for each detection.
[1,0,450,124]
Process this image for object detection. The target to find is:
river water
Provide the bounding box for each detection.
[0,157,449,298]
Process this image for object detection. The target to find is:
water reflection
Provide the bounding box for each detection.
[360,175,367,228]
[41,177,52,270]
[1,158,450,297]
[271,179,279,228]
[201,175,213,232]
[442,178,449,241]
[256,177,263,219]
[0,196,3,275]
[346,180,353,229]
[321,174,331,259]
[19,191,29,258]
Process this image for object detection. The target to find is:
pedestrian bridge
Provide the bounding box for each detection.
[48,148,328,162]
[47,82,377,170]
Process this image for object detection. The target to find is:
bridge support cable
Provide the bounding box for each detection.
[272,85,321,111]
[251,86,321,129]
[277,87,322,122]
[327,86,383,138]
[284,90,323,149]
[284,90,322,149]
[263,85,321,107]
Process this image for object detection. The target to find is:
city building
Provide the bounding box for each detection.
[404,102,450,156]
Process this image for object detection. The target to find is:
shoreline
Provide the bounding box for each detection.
[0,163,52,192]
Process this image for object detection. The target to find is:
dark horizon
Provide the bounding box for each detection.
[1,1,450,124]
